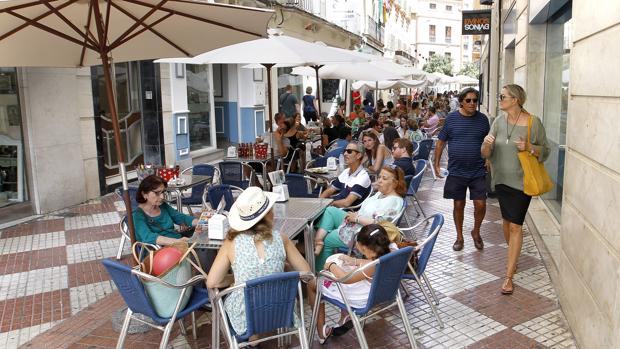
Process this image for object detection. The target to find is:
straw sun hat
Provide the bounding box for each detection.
[228,187,279,232]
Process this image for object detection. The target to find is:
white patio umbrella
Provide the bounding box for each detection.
[156,34,369,128]
[351,79,427,90]
[453,75,479,85]
[289,61,406,81]
[0,0,273,243]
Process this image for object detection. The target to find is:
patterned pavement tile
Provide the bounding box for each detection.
[425,257,498,297]
[0,266,68,302]
[69,281,116,315]
[67,260,113,288]
[451,279,557,328]
[64,224,120,245]
[0,246,67,274]
[66,237,128,264]
[513,310,577,348]
[0,289,70,332]
[456,245,542,278]
[465,328,543,349]
[0,231,65,254]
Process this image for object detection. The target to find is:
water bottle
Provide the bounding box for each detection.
[439,167,449,177]
[338,153,345,171]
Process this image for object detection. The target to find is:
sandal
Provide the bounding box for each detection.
[314,240,325,256]
[333,316,353,337]
[501,276,514,295]
[317,324,332,344]
[452,239,464,251]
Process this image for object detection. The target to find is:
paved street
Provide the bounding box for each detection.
[0,175,577,349]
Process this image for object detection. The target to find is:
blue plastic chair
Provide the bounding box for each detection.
[406,159,428,220]
[205,184,243,212]
[180,164,219,214]
[285,174,321,198]
[400,214,444,328]
[307,147,345,168]
[101,259,210,349]
[413,139,434,161]
[211,271,313,349]
[309,247,418,349]
[411,141,420,157]
[218,161,252,189]
[115,187,139,210]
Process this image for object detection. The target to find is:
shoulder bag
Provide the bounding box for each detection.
[517,116,554,196]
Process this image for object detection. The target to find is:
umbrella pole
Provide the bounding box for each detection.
[312,65,323,150]
[262,64,276,168]
[101,53,136,245]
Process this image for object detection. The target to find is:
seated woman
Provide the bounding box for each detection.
[133,175,200,246]
[308,224,397,343]
[405,118,425,143]
[206,187,311,336]
[361,130,393,173]
[314,165,406,269]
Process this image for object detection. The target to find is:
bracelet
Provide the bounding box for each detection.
[328,262,336,272]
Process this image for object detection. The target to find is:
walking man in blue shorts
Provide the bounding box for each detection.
[434,88,490,251]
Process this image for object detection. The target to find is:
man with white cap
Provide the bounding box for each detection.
[207,187,311,337]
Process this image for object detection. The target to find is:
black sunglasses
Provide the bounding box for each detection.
[345,149,360,154]
[498,94,514,101]
[464,98,478,104]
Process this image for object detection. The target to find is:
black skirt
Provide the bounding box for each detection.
[495,184,532,225]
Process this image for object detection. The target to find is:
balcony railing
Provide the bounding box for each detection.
[366,16,384,43]
[280,0,325,17]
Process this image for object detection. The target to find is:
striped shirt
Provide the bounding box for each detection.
[438,110,490,178]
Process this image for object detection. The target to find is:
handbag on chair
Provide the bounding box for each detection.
[517,116,553,196]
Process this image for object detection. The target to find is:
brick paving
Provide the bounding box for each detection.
[0,173,578,348]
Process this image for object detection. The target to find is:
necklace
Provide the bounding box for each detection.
[506,111,522,144]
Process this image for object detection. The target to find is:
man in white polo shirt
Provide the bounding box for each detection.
[320,142,371,207]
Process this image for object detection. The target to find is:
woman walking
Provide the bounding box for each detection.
[481,84,549,295]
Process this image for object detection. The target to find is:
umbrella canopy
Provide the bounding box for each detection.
[289,62,405,81]
[0,0,273,244]
[452,75,479,85]
[0,0,273,67]
[352,79,427,90]
[157,34,369,132]
[156,34,368,66]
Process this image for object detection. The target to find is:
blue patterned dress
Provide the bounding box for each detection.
[224,232,286,335]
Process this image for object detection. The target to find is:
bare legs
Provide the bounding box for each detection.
[314,228,328,255]
[452,199,486,250]
[502,219,524,294]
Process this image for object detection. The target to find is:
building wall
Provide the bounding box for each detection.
[559,1,620,347]
[19,67,98,213]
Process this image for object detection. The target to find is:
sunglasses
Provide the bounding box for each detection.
[464,98,478,104]
[345,149,360,154]
[498,94,514,101]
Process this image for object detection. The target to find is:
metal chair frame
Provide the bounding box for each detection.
[399,214,444,329]
[308,247,418,349]
[102,258,209,349]
[202,184,244,212]
[210,271,314,349]
[179,164,220,215]
[404,160,428,224]
[283,173,323,198]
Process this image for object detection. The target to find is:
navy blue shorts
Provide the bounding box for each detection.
[443,175,487,201]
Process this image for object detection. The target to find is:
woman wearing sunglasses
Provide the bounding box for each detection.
[482,84,550,295]
[314,164,406,271]
[133,175,201,246]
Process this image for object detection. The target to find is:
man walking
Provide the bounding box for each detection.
[434,88,490,251]
[279,84,299,118]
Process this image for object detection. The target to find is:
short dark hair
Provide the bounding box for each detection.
[386,101,394,110]
[136,175,167,203]
[393,138,414,157]
[458,88,479,103]
[338,126,351,140]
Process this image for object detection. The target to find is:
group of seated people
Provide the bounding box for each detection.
[132,138,412,343]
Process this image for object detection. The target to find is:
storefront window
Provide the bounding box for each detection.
[0,68,27,207]
[542,17,572,220]
[187,64,214,151]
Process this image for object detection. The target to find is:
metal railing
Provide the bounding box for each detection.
[281,0,325,17]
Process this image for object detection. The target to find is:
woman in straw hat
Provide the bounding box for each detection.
[206,187,311,336]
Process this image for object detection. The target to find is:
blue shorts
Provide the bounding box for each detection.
[443,175,487,201]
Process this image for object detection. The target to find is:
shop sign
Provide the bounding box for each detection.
[462,10,492,35]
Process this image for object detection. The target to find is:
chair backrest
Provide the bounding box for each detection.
[415,214,444,274]
[325,146,346,158]
[101,259,160,320]
[187,164,218,200]
[407,160,427,196]
[207,184,236,211]
[362,247,414,313]
[242,272,301,338]
[219,161,250,188]
[392,199,408,226]
[413,139,434,161]
[115,187,139,210]
[285,174,319,198]
[411,141,420,157]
